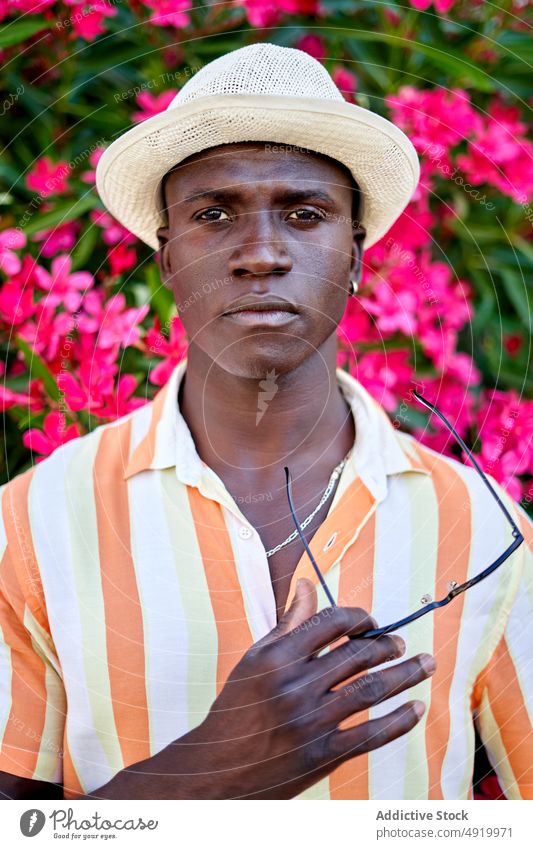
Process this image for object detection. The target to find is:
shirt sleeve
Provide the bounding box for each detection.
[0,477,66,785]
[473,498,533,800]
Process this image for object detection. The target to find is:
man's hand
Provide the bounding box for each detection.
[177,577,435,799]
[87,578,435,800]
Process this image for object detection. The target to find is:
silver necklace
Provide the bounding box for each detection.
[265,450,352,558]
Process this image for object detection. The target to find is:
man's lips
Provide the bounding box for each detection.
[221,296,299,326]
[222,308,298,326]
[222,298,298,316]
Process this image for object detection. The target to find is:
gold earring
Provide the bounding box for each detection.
[349,279,359,296]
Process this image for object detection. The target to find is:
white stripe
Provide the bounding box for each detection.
[225,510,276,640]
[0,486,11,746]
[0,484,7,556]
[504,577,533,724]
[441,462,509,798]
[369,475,413,799]
[0,618,12,749]
[130,398,153,452]
[128,469,190,754]
[28,435,114,792]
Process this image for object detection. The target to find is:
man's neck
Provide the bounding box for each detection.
[179,337,355,484]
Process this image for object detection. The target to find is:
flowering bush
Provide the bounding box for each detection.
[0,0,531,515]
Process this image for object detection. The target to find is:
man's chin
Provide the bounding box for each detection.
[210,342,312,381]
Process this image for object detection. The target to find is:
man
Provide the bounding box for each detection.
[0,43,532,801]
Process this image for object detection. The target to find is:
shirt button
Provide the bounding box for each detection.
[238,526,253,539]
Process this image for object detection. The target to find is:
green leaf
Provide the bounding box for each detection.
[14,337,61,402]
[145,263,176,327]
[494,30,533,64]
[69,222,100,272]
[0,17,54,48]
[500,269,533,331]
[317,24,496,91]
[22,194,98,237]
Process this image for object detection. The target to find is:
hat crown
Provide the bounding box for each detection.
[170,43,345,107]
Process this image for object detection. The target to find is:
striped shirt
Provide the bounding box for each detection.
[0,358,532,800]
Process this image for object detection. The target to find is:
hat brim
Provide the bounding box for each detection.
[95,94,419,251]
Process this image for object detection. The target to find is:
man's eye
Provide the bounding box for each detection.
[287,208,324,221]
[196,208,230,221]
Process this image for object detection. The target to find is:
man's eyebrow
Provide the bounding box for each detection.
[182,188,338,205]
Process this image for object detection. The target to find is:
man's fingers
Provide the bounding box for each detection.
[324,654,436,725]
[327,700,425,763]
[254,578,318,650]
[283,605,378,660]
[311,633,405,692]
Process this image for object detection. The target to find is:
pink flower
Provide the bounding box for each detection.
[26,156,71,197]
[77,290,149,349]
[0,228,26,275]
[18,305,74,362]
[107,242,137,277]
[351,349,414,412]
[0,378,45,413]
[131,89,178,123]
[80,147,106,184]
[360,282,418,337]
[31,221,80,257]
[408,0,457,11]
[238,0,318,26]
[238,0,281,26]
[57,363,112,415]
[332,66,357,103]
[456,99,533,201]
[141,0,192,28]
[62,0,118,41]
[504,333,523,356]
[338,298,379,347]
[379,182,435,251]
[0,254,40,326]
[23,411,81,461]
[33,254,93,311]
[444,352,481,387]
[145,316,188,386]
[98,374,149,418]
[295,34,326,61]
[9,0,55,11]
[386,87,483,159]
[414,374,475,450]
[90,209,137,246]
[0,280,35,327]
[477,390,533,490]
[278,0,319,13]
[0,385,32,411]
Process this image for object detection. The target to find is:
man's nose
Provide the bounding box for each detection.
[227,210,293,277]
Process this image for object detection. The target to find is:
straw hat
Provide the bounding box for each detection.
[95,43,419,251]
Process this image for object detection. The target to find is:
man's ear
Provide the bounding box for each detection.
[156,225,172,288]
[350,225,366,285]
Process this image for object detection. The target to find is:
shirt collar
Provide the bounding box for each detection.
[123,358,430,497]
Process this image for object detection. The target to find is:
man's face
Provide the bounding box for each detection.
[156,142,364,379]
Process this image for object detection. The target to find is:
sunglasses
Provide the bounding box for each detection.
[284,390,524,640]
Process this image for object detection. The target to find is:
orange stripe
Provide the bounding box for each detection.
[123,378,172,479]
[414,445,472,800]
[188,488,254,695]
[482,635,533,797]
[282,476,376,614]
[94,421,151,767]
[0,473,49,777]
[329,511,376,799]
